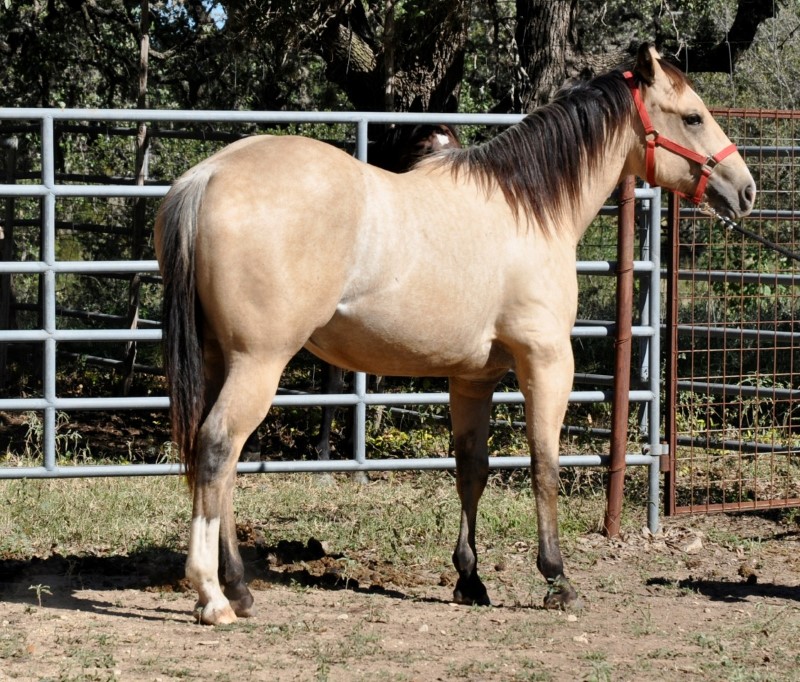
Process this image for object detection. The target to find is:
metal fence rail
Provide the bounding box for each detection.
[0,108,663,530]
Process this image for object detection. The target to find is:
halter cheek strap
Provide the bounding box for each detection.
[623,71,738,205]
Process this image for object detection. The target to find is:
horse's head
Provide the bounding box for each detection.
[628,44,756,220]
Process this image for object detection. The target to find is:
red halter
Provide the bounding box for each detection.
[623,71,738,205]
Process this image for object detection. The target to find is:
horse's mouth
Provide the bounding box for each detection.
[702,187,745,221]
[703,179,757,220]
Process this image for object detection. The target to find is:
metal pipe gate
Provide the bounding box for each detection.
[0,108,663,532]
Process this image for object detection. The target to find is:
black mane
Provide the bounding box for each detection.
[444,70,635,231]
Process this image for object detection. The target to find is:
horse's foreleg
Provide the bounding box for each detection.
[449,376,497,606]
[517,348,581,610]
[186,357,283,625]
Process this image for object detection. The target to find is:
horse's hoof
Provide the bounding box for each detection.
[229,595,256,618]
[542,575,582,611]
[453,574,491,606]
[224,583,255,618]
[197,601,238,625]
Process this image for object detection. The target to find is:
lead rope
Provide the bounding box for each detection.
[697,202,800,265]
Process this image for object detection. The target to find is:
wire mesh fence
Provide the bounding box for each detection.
[666,109,800,514]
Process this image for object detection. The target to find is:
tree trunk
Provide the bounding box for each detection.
[392,1,471,113]
[121,0,150,396]
[515,0,576,112]
[679,0,777,73]
[317,0,471,114]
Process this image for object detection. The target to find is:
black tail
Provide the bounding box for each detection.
[157,167,213,489]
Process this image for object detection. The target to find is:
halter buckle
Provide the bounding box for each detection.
[701,156,718,175]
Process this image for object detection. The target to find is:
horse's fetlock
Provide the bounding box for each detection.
[537,552,564,581]
[452,548,476,576]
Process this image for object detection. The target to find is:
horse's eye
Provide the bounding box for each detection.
[683,113,703,127]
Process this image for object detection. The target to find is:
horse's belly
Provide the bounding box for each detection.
[306,310,506,377]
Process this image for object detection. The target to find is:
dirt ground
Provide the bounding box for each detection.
[1,512,799,682]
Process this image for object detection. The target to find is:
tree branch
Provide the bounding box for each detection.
[679,0,778,73]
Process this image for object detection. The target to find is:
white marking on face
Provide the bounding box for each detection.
[435,133,450,147]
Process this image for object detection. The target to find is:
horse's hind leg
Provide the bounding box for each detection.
[449,375,498,606]
[186,352,286,625]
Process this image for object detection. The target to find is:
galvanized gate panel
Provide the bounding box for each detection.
[666,110,800,514]
[0,108,662,531]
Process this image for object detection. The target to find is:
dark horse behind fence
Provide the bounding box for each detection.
[156,45,755,625]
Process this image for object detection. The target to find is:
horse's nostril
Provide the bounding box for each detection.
[742,183,756,207]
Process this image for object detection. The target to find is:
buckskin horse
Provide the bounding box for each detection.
[155,45,755,625]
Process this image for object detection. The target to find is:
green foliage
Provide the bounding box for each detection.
[0,0,797,469]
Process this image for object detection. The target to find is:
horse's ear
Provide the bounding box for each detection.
[634,43,662,86]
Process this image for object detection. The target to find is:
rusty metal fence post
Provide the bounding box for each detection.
[604,176,636,537]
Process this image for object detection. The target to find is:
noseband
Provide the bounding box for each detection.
[623,71,737,205]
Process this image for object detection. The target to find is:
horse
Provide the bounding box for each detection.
[155,44,755,625]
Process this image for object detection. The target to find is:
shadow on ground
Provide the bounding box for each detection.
[646,576,800,603]
[0,531,421,620]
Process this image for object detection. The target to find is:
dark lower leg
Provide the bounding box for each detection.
[449,378,495,606]
[315,364,346,460]
[218,472,254,617]
[532,459,580,610]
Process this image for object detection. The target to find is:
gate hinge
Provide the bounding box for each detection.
[642,442,669,456]
[643,442,670,472]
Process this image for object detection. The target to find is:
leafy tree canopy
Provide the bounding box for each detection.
[0,0,796,113]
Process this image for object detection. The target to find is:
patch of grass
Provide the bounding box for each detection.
[513,659,554,682]
[446,659,503,679]
[645,647,681,660]
[0,475,190,557]
[581,651,613,682]
[0,628,29,660]
[682,604,800,682]
[630,606,657,637]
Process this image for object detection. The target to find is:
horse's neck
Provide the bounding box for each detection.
[569,126,638,243]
